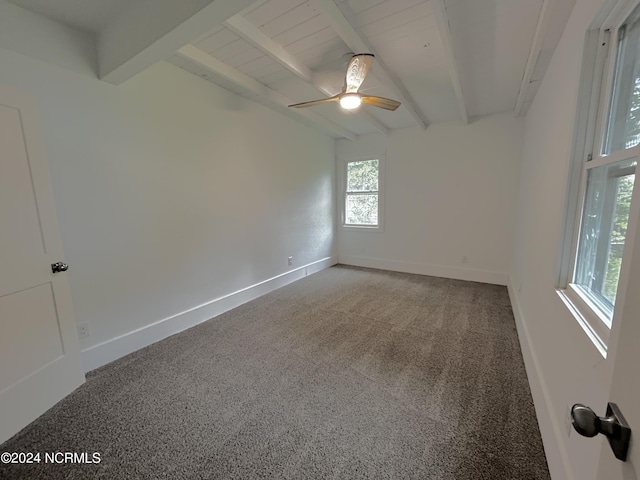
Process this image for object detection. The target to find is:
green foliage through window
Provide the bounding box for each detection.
[345,159,379,226]
[603,173,635,301]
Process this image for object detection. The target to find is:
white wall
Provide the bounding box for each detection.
[510,0,616,479]
[0,5,336,371]
[0,1,96,76]
[336,113,524,285]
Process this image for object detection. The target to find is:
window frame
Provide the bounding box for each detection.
[339,154,385,232]
[558,0,640,357]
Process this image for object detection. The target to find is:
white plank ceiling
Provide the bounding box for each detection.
[9,0,577,139]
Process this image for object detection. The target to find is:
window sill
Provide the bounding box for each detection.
[340,224,384,232]
[556,288,608,359]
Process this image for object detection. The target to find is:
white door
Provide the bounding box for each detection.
[0,85,84,445]
[593,178,640,478]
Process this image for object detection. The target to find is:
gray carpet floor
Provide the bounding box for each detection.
[0,265,550,479]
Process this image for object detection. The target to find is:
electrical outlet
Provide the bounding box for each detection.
[288,256,293,266]
[77,322,90,339]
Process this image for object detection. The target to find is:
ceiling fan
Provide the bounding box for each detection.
[288,53,401,112]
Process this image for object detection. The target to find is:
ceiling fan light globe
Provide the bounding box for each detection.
[339,94,362,110]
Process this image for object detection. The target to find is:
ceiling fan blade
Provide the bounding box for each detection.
[288,96,339,108]
[344,54,375,93]
[360,95,401,111]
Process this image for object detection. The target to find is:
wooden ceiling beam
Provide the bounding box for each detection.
[314,0,430,129]
[432,0,469,124]
[225,15,390,136]
[225,15,314,83]
[98,0,255,85]
[177,45,358,141]
[515,0,553,116]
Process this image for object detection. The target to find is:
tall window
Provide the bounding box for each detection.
[562,1,640,354]
[343,158,383,229]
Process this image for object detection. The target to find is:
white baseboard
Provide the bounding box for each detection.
[81,256,338,372]
[507,275,573,480]
[338,254,508,285]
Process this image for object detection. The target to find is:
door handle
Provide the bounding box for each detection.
[571,402,631,461]
[51,262,69,274]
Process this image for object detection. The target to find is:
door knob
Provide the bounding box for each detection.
[571,403,631,461]
[51,262,69,274]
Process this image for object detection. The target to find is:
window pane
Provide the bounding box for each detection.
[347,159,378,192]
[574,157,636,318]
[346,194,378,225]
[604,5,640,154]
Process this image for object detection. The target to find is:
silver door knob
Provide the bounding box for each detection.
[51,262,69,273]
[571,403,631,461]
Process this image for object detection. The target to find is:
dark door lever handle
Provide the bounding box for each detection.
[51,262,69,274]
[571,403,631,461]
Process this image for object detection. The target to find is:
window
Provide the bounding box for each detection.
[560,0,640,355]
[342,157,383,230]
[573,158,636,320]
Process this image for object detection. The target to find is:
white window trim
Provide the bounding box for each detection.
[339,153,385,232]
[558,0,640,358]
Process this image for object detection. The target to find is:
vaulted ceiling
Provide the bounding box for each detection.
[8,0,577,140]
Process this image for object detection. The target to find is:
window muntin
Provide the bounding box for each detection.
[344,159,380,227]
